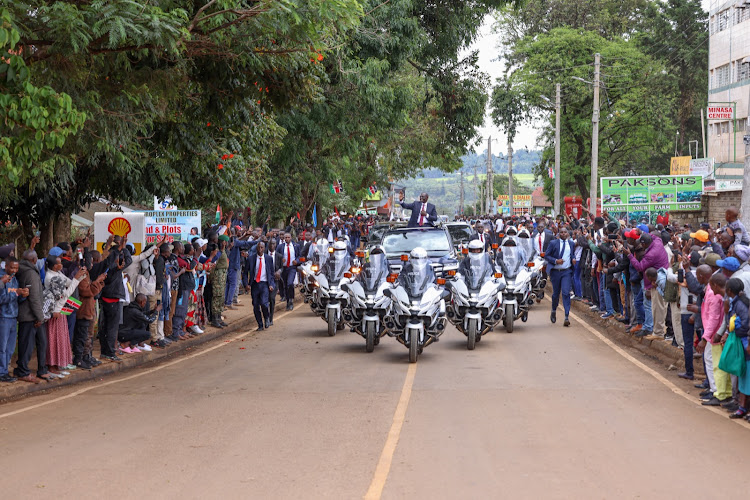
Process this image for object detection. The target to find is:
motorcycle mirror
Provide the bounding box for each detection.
[526,262,535,268]
[400,254,409,262]
[436,278,446,285]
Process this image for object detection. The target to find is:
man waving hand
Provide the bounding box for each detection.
[399,191,438,228]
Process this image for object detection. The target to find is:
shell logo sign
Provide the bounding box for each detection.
[94,213,145,254]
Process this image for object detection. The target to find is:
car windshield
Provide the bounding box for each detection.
[382,230,451,258]
[447,224,472,245]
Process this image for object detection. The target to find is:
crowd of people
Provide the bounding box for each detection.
[0,210,379,386]
[461,206,750,421]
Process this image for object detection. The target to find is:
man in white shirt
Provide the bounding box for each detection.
[247,241,275,330]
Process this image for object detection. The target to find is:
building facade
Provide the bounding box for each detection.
[707,0,749,188]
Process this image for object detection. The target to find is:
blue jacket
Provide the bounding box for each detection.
[228,239,259,271]
[0,269,21,319]
[544,238,575,269]
[244,253,277,290]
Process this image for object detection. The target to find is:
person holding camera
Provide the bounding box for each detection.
[98,235,133,362]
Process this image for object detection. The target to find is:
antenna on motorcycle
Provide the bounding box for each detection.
[400,254,409,261]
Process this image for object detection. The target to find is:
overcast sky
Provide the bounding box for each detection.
[472,1,714,155]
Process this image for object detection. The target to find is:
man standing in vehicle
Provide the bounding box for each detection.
[399,191,438,228]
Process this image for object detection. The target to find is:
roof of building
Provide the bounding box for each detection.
[532,186,552,207]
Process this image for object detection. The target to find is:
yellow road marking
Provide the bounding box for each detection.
[364,362,417,500]
[552,298,750,430]
[0,309,296,420]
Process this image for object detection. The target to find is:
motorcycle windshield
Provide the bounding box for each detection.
[499,246,526,280]
[361,253,389,292]
[326,251,351,283]
[399,262,436,299]
[465,254,494,291]
[312,242,330,268]
[517,237,534,259]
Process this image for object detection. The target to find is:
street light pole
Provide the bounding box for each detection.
[554,83,561,216]
[590,53,600,216]
[486,136,493,216]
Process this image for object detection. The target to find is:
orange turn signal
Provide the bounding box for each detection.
[527,262,535,267]
[355,251,365,258]
[491,243,499,249]
[540,252,545,258]
[494,272,503,278]
[400,254,409,261]
[436,278,446,285]
[386,274,397,283]
[498,233,505,238]
[351,266,361,274]
[299,257,306,263]
[461,248,469,255]
[447,270,456,276]
[344,272,352,278]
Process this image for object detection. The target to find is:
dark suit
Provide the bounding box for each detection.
[276,241,301,302]
[469,232,493,252]
[247,254,276,327]
[532,229,554,256]
[545,238,576,318]
[399,200,438,228]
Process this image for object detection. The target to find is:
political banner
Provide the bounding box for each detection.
[143,210,202,244]
[600,175,703,224]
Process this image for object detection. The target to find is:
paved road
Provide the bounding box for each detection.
[1,302,750,499]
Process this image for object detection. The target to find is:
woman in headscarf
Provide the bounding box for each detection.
[43,254,85,378]
[210,236,230,328]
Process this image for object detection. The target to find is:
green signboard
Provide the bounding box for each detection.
[600,175,703,223]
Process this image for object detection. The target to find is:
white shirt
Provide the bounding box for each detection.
[495,219,504,233]
[254,255,267,283]
[535,232,545,254]
[282,242,296,267]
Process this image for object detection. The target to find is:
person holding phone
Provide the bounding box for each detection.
[98,235,132,362]
[73,259,107,369]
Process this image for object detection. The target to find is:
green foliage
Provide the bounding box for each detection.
[0,8,86,195]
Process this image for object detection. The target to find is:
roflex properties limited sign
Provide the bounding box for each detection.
[600,175,703,223]
[143,210,201,244]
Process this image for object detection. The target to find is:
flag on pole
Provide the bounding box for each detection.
[312,204,318,227]
[329,180,343,194]
[215,204,222,223]
[334,205,340,218]
[368,184,377,195]
[548,167,555,179]
[296,211,301,222]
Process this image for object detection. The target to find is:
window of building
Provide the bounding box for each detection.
[738,7,750,24]
[738,60,750,82]
[718,9,730,31]
[721,122,731,135]
[714,64,731,88]
[738,120,746,133]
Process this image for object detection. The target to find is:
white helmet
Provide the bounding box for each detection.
[409,247,429,273]
[333,241,347,252]
[517,228,530,238]
[467,239,484,253]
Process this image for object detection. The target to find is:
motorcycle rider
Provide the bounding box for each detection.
[517,227,535,260]
[399,247,436,289]
[459,239,493,278]
[327,240,351,281]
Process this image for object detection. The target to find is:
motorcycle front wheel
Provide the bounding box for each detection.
[365,321,376,353]
[327,312,337,337]
[408,329,419,363]
[467,319,478,350]
[504,303,515,333]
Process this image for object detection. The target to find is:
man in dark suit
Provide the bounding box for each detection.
[276,233,300,310]
[469,222,493,251]
[399,191,438,228]
[532,221,554,256]
[247,241,276,330]
[544,226,576,327]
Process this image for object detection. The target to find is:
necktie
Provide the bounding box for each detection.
[480,234,484,244]
[287,244,291,266]
[538,234,542,253]
[419,204,425,226]
[256,256,262,283]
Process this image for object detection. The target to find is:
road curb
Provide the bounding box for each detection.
[548,285,705,376]
[0,293,303,403]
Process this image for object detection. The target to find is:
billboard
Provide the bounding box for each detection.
[600,175,703,223]
[497,195,532,208]
[94,212,145,254]
[143,210,202,244]
[689,158,714,177]
[669,156,691,175]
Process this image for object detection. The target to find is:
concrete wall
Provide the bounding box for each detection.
[669,190,742,228]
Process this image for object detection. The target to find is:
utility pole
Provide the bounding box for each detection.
[741,87,750,230]
[508,144,514,214]
[473,161,479,215]
[590,53,601,216]
[486,136,493,216]
[459,170,465,215]
[554,83,561,216]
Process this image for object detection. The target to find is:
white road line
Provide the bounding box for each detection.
[0,309,297,420]
[364,363,417,500]
[551,298,750,430]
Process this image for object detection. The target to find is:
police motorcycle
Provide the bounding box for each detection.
[495,235,535,333]
[310,240,353,336]
[383,247,450,363]
[445,240,506,350]
[300,239,329,314]
[517,228,547,303]
[340,247,392,352]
